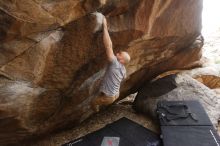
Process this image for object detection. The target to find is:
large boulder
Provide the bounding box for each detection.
[133,74,220,127]
[182,65,220,89]
[0,0,203,145]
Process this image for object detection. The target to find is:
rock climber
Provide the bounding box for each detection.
[91,16,131,112]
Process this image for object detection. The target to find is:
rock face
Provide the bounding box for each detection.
[133,74,220,127]
[0,0,203,145]
[182,65,220,89]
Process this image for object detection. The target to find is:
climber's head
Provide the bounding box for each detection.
[116,51,131,65]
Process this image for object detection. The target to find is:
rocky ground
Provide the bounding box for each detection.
[203,28,220,136]
[202,23,220,134]
[22,92,220,146]
[23,103,159,146]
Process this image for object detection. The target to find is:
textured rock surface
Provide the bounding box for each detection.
[182,65,220,89]
[0,0,203,145]
[133,74,220,127]
[22,104,158,146]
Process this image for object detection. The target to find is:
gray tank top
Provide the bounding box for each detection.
[100,56,126,97]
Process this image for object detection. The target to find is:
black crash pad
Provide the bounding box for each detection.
[62,117,162,146]
[157,100,212,126]
[161,126,220,146]
[157,100,220,146]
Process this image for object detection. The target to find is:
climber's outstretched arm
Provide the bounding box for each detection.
[103,17,115,61]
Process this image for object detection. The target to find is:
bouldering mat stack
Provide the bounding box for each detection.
[157,100,220,146]
[62,117,162,146]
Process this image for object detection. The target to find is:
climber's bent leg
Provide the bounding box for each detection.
[91,92,118,112]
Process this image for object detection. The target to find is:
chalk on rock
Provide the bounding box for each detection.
[92,12,105,33]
